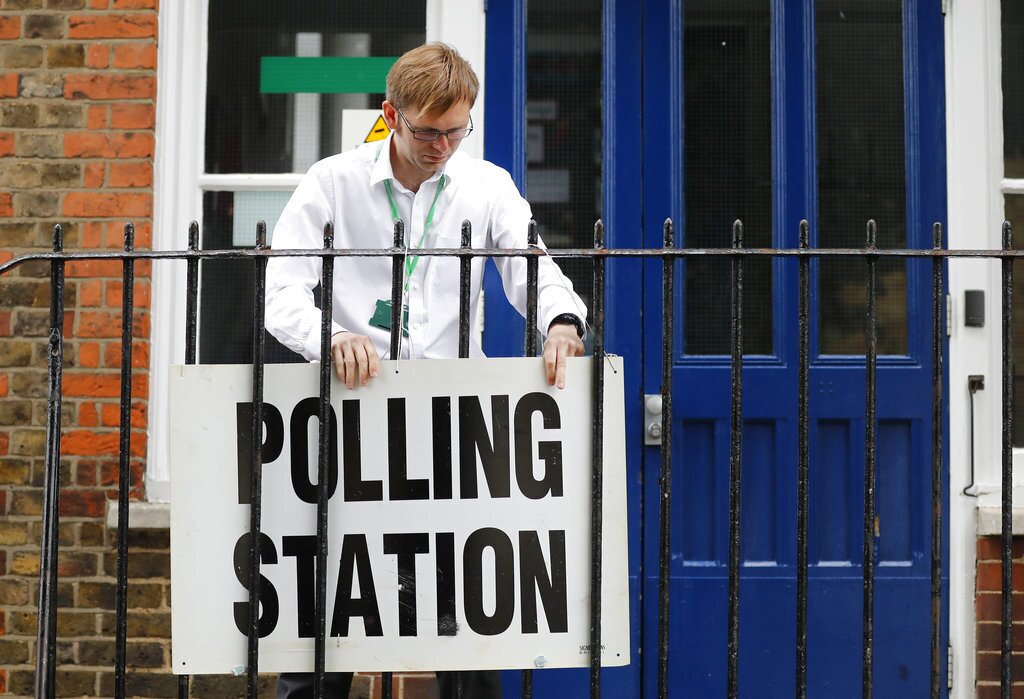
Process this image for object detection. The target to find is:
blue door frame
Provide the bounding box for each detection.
[483,1,947,696]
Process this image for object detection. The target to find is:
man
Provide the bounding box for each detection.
[266,43,587,698]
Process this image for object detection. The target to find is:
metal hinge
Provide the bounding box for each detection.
[948,644,954,690]
[946,294,952,336]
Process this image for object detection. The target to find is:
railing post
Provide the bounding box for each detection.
[727,220,744,699]
[930,223,944,699]
[796,220,810,699]
[114,223,136,699]
[246,221,269,698]
[862,219,878,699]
[1001,221,1015,699]
[313,222,335,699]
[658,218,675,699]
[34,224,65,699]
[589,220,606,698]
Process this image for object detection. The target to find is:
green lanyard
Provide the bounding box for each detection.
[377,143,447,286]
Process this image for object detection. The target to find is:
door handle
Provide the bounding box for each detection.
[645,394,663,446]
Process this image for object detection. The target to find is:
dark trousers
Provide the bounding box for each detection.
[276,670,503,698]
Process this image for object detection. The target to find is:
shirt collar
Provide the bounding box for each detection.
[368,133,462,191]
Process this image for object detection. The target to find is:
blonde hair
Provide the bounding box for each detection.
[386,43,479,116]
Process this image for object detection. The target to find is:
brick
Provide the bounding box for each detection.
[58,487,106,516]
[64,73,154,100]
[0,102,40,128]
[8,489,44,517]
[110,102,153,129]
[0,131,13,155]
[2,45,43,68]
[107,282,150,309]
[0,521,30,546]
[0,342,34,366]
[65,131,153,158]
[41,162,81,187]
[16,132,61,158]
[0,192,10,217]
[401,674,439,699]
[86,103,105,129]
[0,17,20,40]
[83,161,104,188]
[0,224,36,248]
[10,428,44,456]
[19,73,62,98]
[41,102,84,128]
[76,310,129,338]
[47,0,85,8]
[0,402,32,430]
[0,73,18,98]
[46,43,85,68]
[0,577,29,605]
[65,259,123,278]
[978,561,1024,592]
[63,191,152,218]
[0,279,52,307]
[96,672,179,697]
[63,429,145,458]
[9,669,95,696]
[80,520,103,545]
[24,14,62,39]
[0,162,41,188]
[85,43,109,69]
[104,341,150,370]
[68,13,155,39]
[113,0,156,7]
[103,610,170,637]
[190,675,279,697]
[112,42,155,69]
[5,0,45,7]
[100,400,146,427]
[57,549,98,576]
[0,638,29,665]
[8,372,46,399]
[13,191,59,217]
[107,160,151,187]
[9,550,39,575]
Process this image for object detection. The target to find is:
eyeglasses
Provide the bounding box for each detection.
[396,107,474,142]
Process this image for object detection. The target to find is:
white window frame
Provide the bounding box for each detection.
[945,0,1024,695]
[148,0,486,502]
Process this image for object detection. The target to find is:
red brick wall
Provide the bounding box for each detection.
[976,535,1024,698]
[0,0,160,695]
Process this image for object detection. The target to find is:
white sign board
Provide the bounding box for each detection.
[340,109,389,153]
[169,357,630,675]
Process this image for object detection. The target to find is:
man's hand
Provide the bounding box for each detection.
[331,331,379,389]
[543,323,585,389]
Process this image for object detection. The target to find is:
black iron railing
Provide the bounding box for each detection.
[1,218,1020,699]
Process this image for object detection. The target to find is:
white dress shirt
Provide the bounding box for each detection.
[265,134,586,360]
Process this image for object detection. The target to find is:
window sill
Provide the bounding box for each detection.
[977,507,1024,536]
[105,501,170,530]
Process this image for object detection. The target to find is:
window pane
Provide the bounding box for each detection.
[1003,2,1024,177]
[816,0,907,355]
[205,1,425,174]
[1003,194,1024,446]
[683,0,773,356]
[199,191,304,365]
[526,0,602,319]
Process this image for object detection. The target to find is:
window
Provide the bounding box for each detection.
[149,1,485,499]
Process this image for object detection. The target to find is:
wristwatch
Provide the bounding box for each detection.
[548,313,585,339]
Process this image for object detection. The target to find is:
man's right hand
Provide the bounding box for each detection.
[331,331,379,389]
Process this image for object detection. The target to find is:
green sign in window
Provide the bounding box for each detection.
[259,56,397,94]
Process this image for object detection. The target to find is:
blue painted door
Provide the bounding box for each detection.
[484,0,946,695]
[639,0,948,696]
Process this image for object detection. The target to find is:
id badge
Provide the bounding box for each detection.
[369,298,409,335]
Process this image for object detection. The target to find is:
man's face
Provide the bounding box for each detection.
[382,100,472,182]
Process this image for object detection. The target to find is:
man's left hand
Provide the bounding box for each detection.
[543,323,585,389]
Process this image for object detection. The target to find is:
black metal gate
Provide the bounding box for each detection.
[2,217,1018,698]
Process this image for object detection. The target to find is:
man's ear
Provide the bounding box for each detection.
[381,101,398,130]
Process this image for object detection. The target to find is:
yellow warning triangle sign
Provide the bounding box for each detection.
[364,115,390,143]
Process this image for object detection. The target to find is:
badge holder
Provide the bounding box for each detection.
[369,298,409,335]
